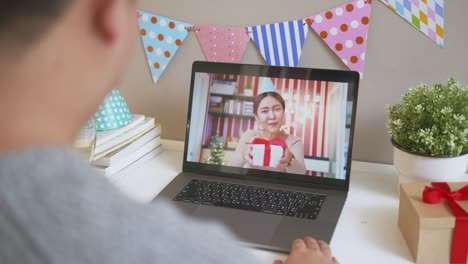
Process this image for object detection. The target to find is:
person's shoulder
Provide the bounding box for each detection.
[0,147,80,180]
[0,147,129,204]
[284,133,303,146]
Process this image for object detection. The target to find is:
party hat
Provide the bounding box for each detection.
[258,77,276,95]
[95,90,133,131]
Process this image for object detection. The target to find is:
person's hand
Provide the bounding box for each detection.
[243,144,253,166]
[275,148,294,170]
[273,237,339,264]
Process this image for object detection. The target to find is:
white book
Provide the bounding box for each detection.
[93,117,155,159]
[211,84,236,95]
[93,139,162,177]
[96,114,145,146]
[92,125,161,166]
[106,145,163,182]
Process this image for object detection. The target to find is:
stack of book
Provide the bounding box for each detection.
[221,100,254,116]
[242,101,254,116]
[209,95,224,113]
[91,114,162,180]
[223,99,241,115]
[210,80,237,95]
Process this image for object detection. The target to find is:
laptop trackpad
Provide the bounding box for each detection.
[191,206,282,243]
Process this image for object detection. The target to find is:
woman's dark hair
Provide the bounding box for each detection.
[253,92,286,115]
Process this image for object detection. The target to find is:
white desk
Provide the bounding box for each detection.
[111,140,415,264]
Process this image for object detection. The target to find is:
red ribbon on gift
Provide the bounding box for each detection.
[250,138,287,167]
[423,182,468,264]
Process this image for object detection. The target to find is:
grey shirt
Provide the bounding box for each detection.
[0,148,257,264]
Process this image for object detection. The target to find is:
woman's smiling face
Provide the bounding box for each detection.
[256,95,285,133]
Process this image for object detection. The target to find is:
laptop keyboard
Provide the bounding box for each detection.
[173,179,326,220]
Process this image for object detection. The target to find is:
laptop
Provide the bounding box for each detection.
[154,61,359,252]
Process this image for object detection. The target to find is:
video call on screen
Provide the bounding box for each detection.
[187,72,352,180]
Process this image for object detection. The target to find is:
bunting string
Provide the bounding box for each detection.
[137,0,444,84]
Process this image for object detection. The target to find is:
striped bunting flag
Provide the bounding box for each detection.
[246,20,309,67]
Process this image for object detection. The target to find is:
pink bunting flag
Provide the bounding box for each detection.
[194,25,251,63]
[306,0,372,78]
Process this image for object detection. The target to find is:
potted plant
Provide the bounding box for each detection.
[386,78,468,183]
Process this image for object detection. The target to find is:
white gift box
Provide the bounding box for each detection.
[252,144,284,167]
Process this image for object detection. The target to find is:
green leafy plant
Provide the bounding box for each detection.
[207,133,224,165]
[386,78,468,156]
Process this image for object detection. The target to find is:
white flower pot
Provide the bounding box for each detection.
[393,144,468,184]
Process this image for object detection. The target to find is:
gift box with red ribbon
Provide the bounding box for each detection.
[250,138,286,168]
[398,182,468,264]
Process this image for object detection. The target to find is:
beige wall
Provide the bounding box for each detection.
[119,0,468,164]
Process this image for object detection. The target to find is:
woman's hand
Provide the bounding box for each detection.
[243,144,253,166]
[275,148,294,170]
[273,237,339,264]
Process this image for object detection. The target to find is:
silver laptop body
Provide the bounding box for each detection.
[154,61,359,252]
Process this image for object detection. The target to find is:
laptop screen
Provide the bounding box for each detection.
[184,62,359,190]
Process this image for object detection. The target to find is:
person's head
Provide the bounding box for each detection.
[253,92,286,134]
[0,0,138,146]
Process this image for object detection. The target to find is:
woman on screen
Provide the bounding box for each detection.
[229,77,307,174]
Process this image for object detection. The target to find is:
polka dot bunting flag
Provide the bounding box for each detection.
[194,25,251,63]
[138,10,192,84]
[379,0,444,48]
[306,0,372,78]
[94,90,133,131]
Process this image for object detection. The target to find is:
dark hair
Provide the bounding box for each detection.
[253,92,286,115]
[0,1,72,50]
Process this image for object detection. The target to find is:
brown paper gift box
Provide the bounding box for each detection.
[398,182,468,264]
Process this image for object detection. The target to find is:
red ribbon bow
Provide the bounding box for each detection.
[250,138,287,167]
[423,182,468,264]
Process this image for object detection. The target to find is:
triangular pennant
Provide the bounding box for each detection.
[379,0,444,48]
[246,20,308,67]
[307,0,372,78]
[138,11,192,84]
[194,25,251,63]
